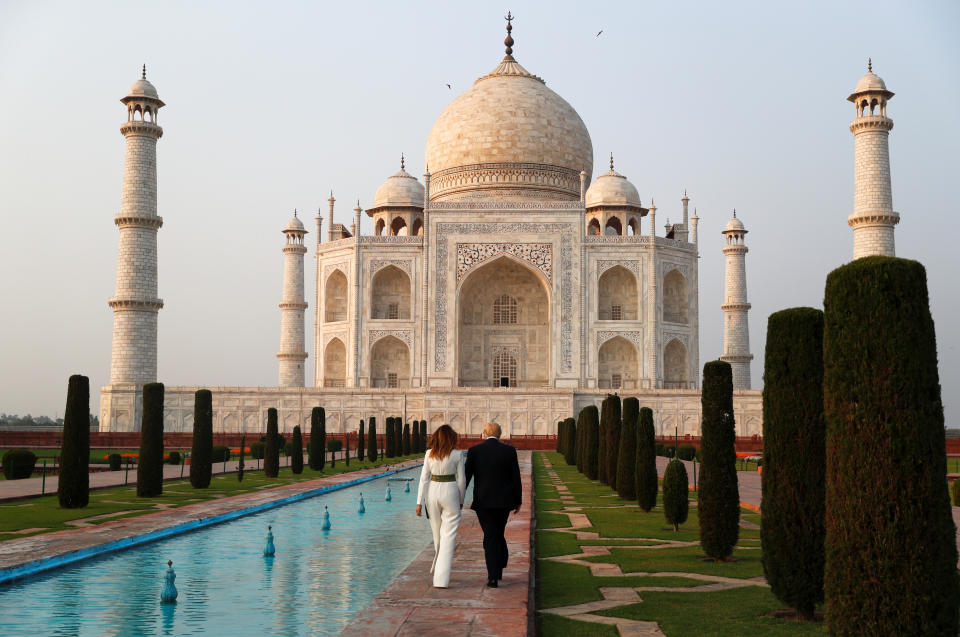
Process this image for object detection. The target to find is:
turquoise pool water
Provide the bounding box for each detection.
[0,467,458,636]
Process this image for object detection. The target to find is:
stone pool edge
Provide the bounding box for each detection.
[0,464,421,586]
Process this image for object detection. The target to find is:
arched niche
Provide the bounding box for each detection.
[598,336,638,389]
[663,269,688,324]
[587,218,601,235]
[604,216,623,236]
[411,218,423,236]
[374,218,385,236]
[371,335,410,388]
[457,256,550,388]
[390,217,408,236]
[371,265,411,319]
[598,265,638,320]
[663,338,689,389]
[324,338,346,387]
[324,270,348,323]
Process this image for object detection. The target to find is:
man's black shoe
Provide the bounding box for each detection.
[486,578,498,588]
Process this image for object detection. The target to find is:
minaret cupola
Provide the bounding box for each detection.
[367,154,425,236]
[584,154,646,236]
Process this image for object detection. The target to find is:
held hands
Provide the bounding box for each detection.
[416,504,422,517]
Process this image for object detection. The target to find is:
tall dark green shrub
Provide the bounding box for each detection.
[663,458,689,532]
[597,409,607,484]
[600,394,621,488]
[556,421,563,452]
[824,257,958,634]
[698,361,739,561]
[583,405,600,480]
[616,398,639,500]
[563,417,577,466]
[368,417,378,462]
[2,449,37,480]
[137,382,165,497]
[575,407,587,474]
[761,307,825,620]
[237,435,245,482]
[385,417,395,457]
[291,425,304,474]
[58,374,90,507]
[358,420,365,462]
[190,389,213,489]
[636,407,658,512]
[264,408,280,478]
[419,420,426,453]
[402,422,411,456]
[308,407,325,471]
[411,420,420,455]
[344,434,350,466]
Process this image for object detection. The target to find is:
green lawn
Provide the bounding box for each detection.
[534,452,825,637]
[0,453,421,541]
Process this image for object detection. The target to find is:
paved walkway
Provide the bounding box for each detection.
[0,458,421,578]
[341,451,533,637]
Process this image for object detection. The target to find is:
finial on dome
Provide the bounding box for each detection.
[733,208,737,218]
[400,153,405,171]
[609,153,614,171]
[294,209,298,218]
[683,189,688,198]
[868,57,872,73]
[504,11,515,58]
[142,64,146,80]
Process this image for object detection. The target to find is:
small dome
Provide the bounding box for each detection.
[855,71,887,94]
[585,165,642,210]
[285,215,306,232]
[128,78,159,99]
[371,165,425,210]
[724,216,745,232]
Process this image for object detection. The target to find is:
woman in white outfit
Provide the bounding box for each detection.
[415,425,466,588]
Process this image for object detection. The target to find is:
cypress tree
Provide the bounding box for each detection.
[367,417,378,462]
[824,257,958,634]
[291,425,304,474]
[344,433,350,466]
[663,458,689,532]
[600,394,621,487]
[698,361,739,561]
[264,408,280,478]
[583,405,600,480]
[190,389,213,489]
[237,434,245,482]
[395,419,403,455]
[575,407,587,474]
[556,421,563,452]
[419,420,427,452]
[358,420,365,462]
[384,417,394,457]
[597,410,607,484]
[58,374,90,508]
[563,417,577,466]
[616,398,638,500]
[635,407,658,512]
[402,422,411,456]
[761,308,825,620]
[308,407,326,471]
[411,420,420,455]
[137,382,165,497]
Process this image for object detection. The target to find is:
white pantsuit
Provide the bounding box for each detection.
[416,449,466,588]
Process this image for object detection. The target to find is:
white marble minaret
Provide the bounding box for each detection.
[848,59,898,259]
[720,211,752,389]
[109,66,164,385]
[278,212,308,386]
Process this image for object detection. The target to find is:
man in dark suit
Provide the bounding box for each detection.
[465,422,522,588]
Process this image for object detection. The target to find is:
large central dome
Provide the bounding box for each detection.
[425,53,593,202]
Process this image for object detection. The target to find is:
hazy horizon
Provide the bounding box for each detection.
[1,1,957,425]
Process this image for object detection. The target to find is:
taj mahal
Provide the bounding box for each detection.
[99,18,900,438]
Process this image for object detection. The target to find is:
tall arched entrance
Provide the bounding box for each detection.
[663,338,689,389]
[371,335,410,388]
[598,336,638,389]
[457,256,550,388]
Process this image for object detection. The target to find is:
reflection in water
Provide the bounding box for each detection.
[0,468,436,636]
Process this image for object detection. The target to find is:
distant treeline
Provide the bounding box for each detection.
[0,413,98,428]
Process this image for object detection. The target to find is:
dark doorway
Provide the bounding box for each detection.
[500,376,510,388]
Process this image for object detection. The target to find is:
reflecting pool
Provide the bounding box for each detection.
[0,467,457,636]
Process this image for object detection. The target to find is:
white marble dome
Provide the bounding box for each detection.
[285,215,306,232]
[424,56,593,202]
[724,215,746,232]
[128,78,160,99]
[372,163,425,210]
[585,163,642,210]
[854,70,887,94]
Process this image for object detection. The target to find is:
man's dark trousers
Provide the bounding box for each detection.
[465,437,522,581]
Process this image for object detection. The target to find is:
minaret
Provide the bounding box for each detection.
[676,191,690,243]
[720,210,753,389]
[647,199,658,387]
[848,59,898,258]
[327,192,335,242]
[109,66,165,386]
[278,211,308,386]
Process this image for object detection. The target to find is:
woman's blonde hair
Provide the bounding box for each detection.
[428,424,458,460]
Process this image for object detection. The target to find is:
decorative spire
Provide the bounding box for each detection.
[504,11,515,58]
[733,208,737,218]
[293,209,298,218]
[868,57,872,73]
[683,189,688,199]
[400,153,405,171]
[142,64,146,80]
[609,152,614,171]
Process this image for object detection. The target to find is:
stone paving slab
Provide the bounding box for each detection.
[0,459,422,582]
[341,451,533,637]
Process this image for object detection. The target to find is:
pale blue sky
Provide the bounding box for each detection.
[1,1,957,424]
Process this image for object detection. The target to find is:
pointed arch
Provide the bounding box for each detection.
[323,337,346,387]
[371,265,411,319]
[374,218,385,236]
[664,338,689,389]
[598,336,638,389]
[411,217,423,236]
[663,269,688,324]
[598,265,638,320]
[604,216,623,236]
[390,217,408,236]
[587,218,601,235]
[324,270,348,322]
[371,335,410,388]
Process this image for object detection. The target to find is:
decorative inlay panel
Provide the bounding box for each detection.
[323,332,348,347]
[661,261,689,278]
[597,259,640,277]
[456,243,552,284]
[370,259,413,276]
[370,329,413,348]
[323,262,348,279]
[430,201,583,210]
[584,236,649,244]
[435,222,575,373]
[662,331,689,346]
[596,330,643,349]
[359,236,423,245]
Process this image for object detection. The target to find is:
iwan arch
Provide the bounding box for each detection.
[100,20,779,438]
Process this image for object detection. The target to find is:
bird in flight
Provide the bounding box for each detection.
[596,29,603,37]
[446,83,451,89]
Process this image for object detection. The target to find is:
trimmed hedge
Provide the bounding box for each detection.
[602,395,622,489]
[636,407,658,512]
[385,417,395,457]
[108,453,122,471]
[402,422,411,456]
[58,374,90,507]
[211,445,230,463]
[291,425,304,474]
[824,257,958,634]
[167,451,181,465]
[663,458,689,532]
[575,407,587,474]
[137,382,165,497]
[368,417,378,461]
[309,407,325,471]
[419,421,427,453]
[677,445,697,461]
[761,307,825,620]
[264,408,279,478]
[582,405,600,480]
[251,442,265,459]
[616,398,638,500]
[190,389,213,488]
[562,417,577,466]
[358,420,366,462]
[2,449,37,480]
[698,361,739,561]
